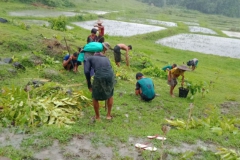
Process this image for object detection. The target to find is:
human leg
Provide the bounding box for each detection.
[93,99,100,119]
[106,97,113,119]
[114,46,121,67]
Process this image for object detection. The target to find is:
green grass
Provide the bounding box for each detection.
[1,0,240,159]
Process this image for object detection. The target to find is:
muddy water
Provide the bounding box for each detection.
[182,21,199,26]
[156,33,240,59]
[72,19,166,37]
[222,30,240,38]
[82,10,118,15]
[146,19,177,27]
[189,26,217,34]
[9,10,79,17]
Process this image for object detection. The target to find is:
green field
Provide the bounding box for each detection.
[1,0,240,159]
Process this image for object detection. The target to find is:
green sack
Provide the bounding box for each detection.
[83,42,103,52]
[77,51,84,62]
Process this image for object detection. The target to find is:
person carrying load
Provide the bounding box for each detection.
[84,42,114,120]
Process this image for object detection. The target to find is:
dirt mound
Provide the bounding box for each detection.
[43,38,68,56]
[31,3,53,9]
[220,101,240,116]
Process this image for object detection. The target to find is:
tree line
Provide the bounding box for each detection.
[138,0,240,18]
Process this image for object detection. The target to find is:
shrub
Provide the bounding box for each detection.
[48,16,67,31]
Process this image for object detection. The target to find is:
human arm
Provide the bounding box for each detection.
[84,59,92,90]
[87,36,91,44]
[168,70,172,82]
[181,75,185,87]
[73,63,78,72]
[135,82,140,95]
[62,55,72,67]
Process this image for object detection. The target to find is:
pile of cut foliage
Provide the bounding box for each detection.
[0,82,91,128]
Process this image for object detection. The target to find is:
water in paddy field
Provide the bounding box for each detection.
[188,26,217,35]
[156,33,240,59]
[72,19,166,37]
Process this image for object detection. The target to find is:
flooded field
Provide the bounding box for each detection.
[156,34,240,59]
[9,10,80,17]
[72,19,166,36]
[189,26,217,34]
[146,19,177,27]
[82,10,118,15]
[222,30,240,38]
[182,21,199,26]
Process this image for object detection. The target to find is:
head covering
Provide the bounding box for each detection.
[102,42,111,50]
[136,72,144,79]
[177,65,191,71]
[97,20,103,24]
[91,28,98,34]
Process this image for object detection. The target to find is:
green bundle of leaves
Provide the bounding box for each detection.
[0,82,91,128]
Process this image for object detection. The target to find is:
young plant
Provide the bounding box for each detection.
[215,147,240,160]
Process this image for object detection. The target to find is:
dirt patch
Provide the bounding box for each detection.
[34,140,64,160]
[220,101,240,115]
[31,2,54,9]
[42,38,68,56]
[0,129,27,149]
[169,140,217,153]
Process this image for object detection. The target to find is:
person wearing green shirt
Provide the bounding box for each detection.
[162,64,177,72]
[135,73,155,101]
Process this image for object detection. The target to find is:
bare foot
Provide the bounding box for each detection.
[106,116,113,120]
[171,94,175,98]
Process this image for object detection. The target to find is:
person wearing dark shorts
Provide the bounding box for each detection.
[168,65,190,97]
[135,73,155,102]
[84,42,114,120]
[113,44,132,67]
[187,58,198,71]
[62,52,81,73]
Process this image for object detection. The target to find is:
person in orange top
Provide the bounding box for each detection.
[168,65,190,97]
[94,20,105,43]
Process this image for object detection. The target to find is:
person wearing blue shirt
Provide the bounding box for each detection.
[135,72,155,102]
[63,52,81,73]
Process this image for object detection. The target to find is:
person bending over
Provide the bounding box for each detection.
[135,72,155,102]
[113,44,132,67]
[162,63,177,72]
[168,65,190,97]
[187,58,198,71]
[63,52,81,73]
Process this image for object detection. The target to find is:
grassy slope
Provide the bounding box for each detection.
[1,0,240,159]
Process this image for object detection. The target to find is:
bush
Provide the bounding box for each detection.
[49,16,67,31]
[142,66,167,78]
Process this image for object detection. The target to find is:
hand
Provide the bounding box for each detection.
[181,82,184,87]
[89,88,92,92]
